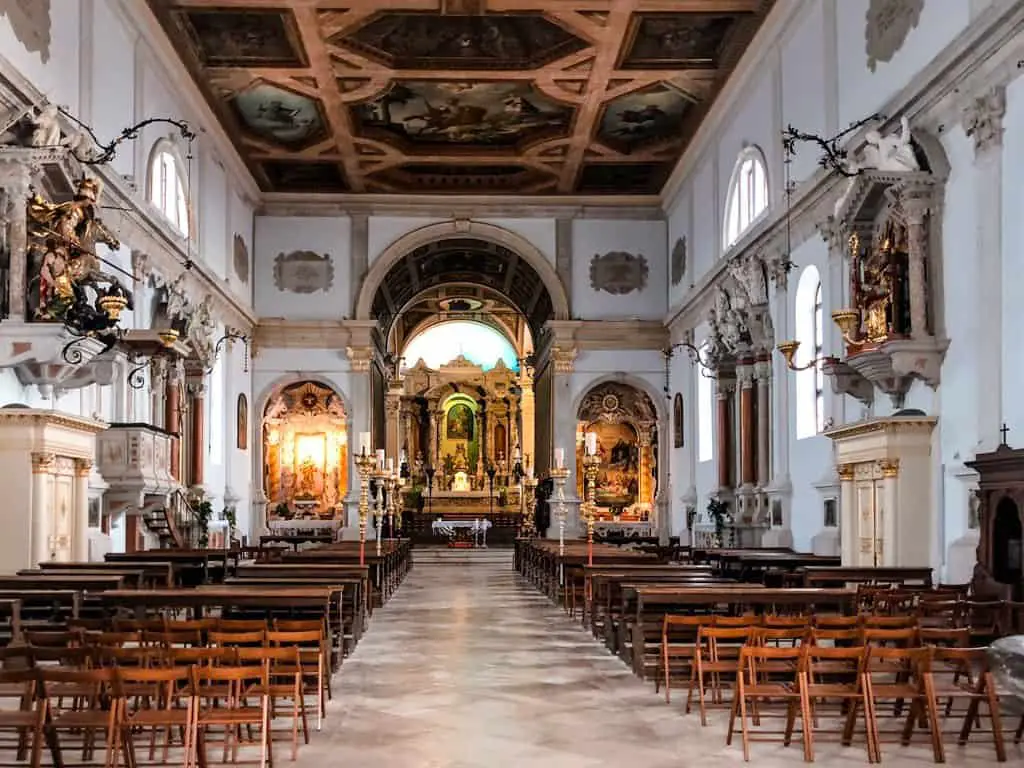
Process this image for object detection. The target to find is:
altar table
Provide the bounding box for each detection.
[431,519,493,548]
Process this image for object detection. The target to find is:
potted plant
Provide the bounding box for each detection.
[222,506,237,543]
[273,502,291,519]
[194,499,214,548]
[706,498,731,547]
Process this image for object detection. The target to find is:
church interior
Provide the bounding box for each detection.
[0,0,1022,765]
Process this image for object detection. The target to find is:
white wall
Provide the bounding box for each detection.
[572,219,667,320]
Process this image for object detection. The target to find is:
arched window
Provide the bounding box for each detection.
[697,345,713,462]
[723,147,768,250]
[795,266,824,439]
[402,320,519,372]
[148,145,189,237]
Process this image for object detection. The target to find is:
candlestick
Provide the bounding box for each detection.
[523,472,538,537]
[375,448,385,469]
[386,457,394,473]
[583,453,601,568]
[550,465,570,590]
[554,447,565,468]
[354,452,375,566]
[374,481,384,557]
[585,431,598,456]
[359,431,371,456]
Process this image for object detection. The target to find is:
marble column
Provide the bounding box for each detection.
[0,160,34,319]
[427,408,438,467]
[31,452,54,567]
[738,363,755,487]
[715,380,734,490]
[166,361,183,480]
[962,85,1006,450]
[837,463,855,566]
[879,459,899,567]
[900,187,932,339]
[74,458,92,561]
[755,358,771,486]
[637,428,651,509]
[384,392,401,464]
[768,272,792,495]
[550,348,581,535]
[188,380,206,488]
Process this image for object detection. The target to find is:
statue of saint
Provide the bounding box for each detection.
[861,117,919,172]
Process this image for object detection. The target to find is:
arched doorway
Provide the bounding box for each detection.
[363,230,566,543]
[575,381,660,538]
[261,380,349,529]
[992,496,1023,586]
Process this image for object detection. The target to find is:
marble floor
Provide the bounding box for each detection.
[300,550,1019,767]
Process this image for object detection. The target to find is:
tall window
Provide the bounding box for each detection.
[402,320,519,372]
[795,266,824,439]
[148,147,189,237]
[697,344,714,462]
[723,147,768,250]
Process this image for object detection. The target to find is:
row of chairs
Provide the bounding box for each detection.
[0,652,308,768]
[654,614,1017,763]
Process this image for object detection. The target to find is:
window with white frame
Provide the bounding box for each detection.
[698,344,714,462]
[795,266,824,439]
[148,147,189,237]
[723,147,768,250]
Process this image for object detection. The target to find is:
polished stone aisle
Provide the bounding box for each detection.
[298,551,1015,768]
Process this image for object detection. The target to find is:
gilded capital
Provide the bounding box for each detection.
[346,345,374,373]
[74,458,93,476]
[837,463,855,481]
[879,458,900,478]
[552,346,577,374]
[31,452,56,473]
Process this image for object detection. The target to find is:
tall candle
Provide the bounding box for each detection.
[386,457,394,472]
[554,448,565,468]
[400,450,407,466]
[376,449,386,469]
[585,432,598,456]
[359,432,371,455]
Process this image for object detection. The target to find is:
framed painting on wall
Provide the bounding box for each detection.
[673,393,684,448]
[237,394,248,451]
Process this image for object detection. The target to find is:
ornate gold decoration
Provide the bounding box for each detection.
[879,459,900,478]
[31,452,56,473]
[73,458,93,477]
[837,463,856,482]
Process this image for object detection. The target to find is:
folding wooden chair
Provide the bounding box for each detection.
[727,645,809,761]
[800,644,876,762]
[117,665,196,768]
[929,646,1006,762]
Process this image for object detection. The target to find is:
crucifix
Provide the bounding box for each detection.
[1000,423,1010,445]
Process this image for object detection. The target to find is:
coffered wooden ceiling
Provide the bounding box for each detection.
[147,0,774,196]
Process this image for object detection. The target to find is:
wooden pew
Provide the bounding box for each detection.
[0,574,128,593]
[19,567,155,590]
[580,565,715,630]
[35,560,175,588]
[0,589,85,633]
[259,534,335,551]
[278,539,412,606]
[104,549,236,586]
[625,586,856,679]
[0,599,22,644]
[796,565,933,588]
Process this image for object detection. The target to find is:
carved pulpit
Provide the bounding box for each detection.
[965,444,1024,599]
[826,415,936,567]
[0,407,106,568]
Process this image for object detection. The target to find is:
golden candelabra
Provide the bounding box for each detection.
[523,474,538,536]
[550,466,570,587]
[583,453,601,567]
[373,470,387,557]
[354,453,376,566]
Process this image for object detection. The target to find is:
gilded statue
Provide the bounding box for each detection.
[852,222,912,344]
[26,176,132,322]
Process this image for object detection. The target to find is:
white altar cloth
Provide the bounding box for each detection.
[431,518,492,546]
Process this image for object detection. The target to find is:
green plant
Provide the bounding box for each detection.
[194,500,214,548]
[222,506,237,539]
[406,485,424,512]
[273,502,291,519]
[706,498,731,546]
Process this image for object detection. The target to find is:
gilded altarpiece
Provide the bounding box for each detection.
[576,382,657,520]
[263,381,349,520]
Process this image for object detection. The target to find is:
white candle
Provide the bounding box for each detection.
[586,432,598,456]
[527,466,534,479]
[400,450,407,466]
[359,432,371,455]
[387,457,394,472]
[376,449,385,468]
[554,448,565,468]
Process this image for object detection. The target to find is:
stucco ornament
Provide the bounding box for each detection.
[865,0,923,72]
[273,250,334,294]
[0,1,51,63]
[707,286,750,357]
[589,251,648,295]
[670,236,687,286]
[962,86,1006,155]
[728,253,768,306]
[232,233,250,284]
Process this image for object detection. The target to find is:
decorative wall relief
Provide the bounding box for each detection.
[232,233,250,284]
[670,237,686,286]
[865,0,923,72]
[273,250,334,294]
[589,251,648,295]
[0,1,51,63]
[236,393,248,451]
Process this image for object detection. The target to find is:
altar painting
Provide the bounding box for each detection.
[263,381,348,520]
[579,422,641,510]
[440,395,479,490]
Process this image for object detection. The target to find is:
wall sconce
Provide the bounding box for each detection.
[775,340,832,372]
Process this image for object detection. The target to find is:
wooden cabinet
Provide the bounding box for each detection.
[965,445,1024,599]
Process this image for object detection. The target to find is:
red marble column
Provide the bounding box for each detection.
[190,383,205,487]
[716,383,732,489]
[740,373,756,486]
[166,380,181,480]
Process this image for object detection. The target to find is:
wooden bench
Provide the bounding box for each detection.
[0,599,22,644]
[795,565,934,588]
[104,549,237,585]
[35,560,175,588]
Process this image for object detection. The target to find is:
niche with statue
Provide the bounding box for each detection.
[263,381,349,520]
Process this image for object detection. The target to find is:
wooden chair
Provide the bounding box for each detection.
[38,666,123,768]
[0,668,45,764]
[191,665,272,767]
[862,646,942,763]
[690,626,753,726]
[800,645,876,762]
[929,647,1006,762]
[209,630,267,648]
[657,615,705,704]
[239,647,307,760]
[117,665,196,768]
[266,630,327,728]
[727,645,809,762]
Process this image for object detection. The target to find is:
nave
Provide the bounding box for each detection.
[300,552,1008,768]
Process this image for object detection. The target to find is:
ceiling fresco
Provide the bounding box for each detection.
[147,1,774,196]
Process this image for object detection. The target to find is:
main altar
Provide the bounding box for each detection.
[386,355,533,543]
